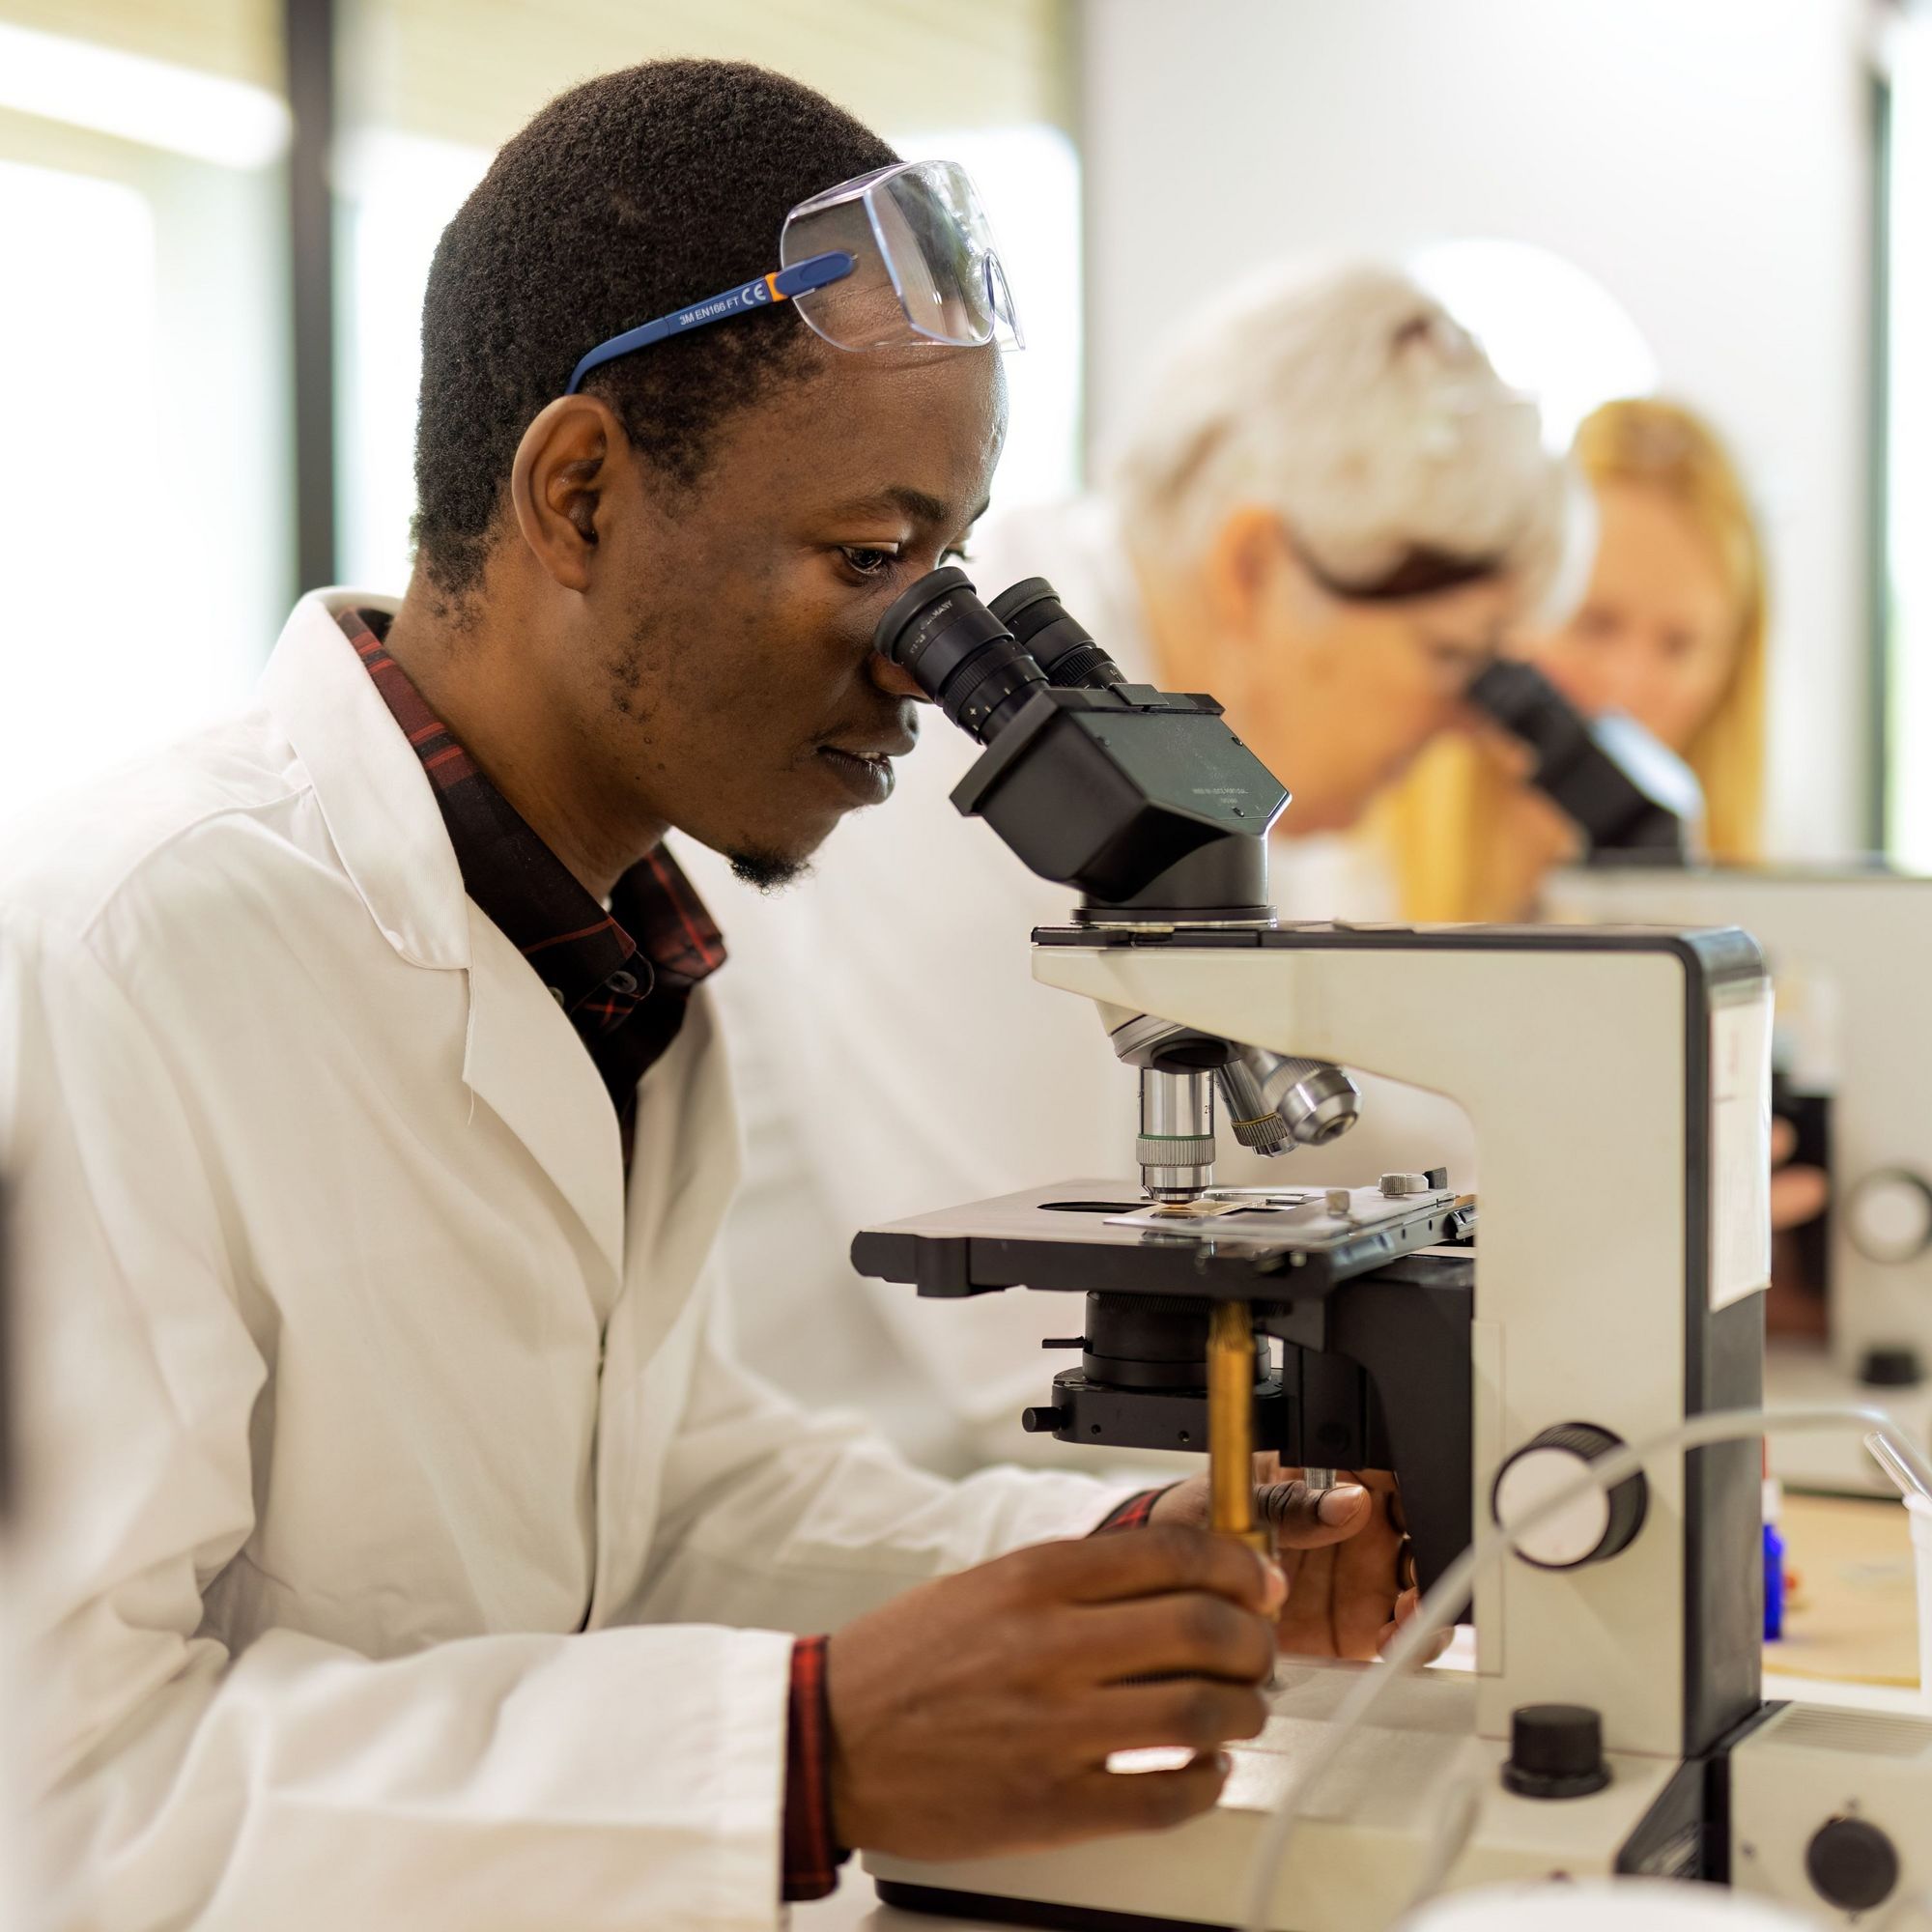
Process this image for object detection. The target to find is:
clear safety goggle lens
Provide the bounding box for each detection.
[781,158,1023,353]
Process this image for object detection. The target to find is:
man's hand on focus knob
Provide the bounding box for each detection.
[825,1525,1284,1862]
[1150,1461,1435,1661]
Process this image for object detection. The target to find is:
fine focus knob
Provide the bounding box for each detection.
[1805,1816,1899,1913]
[1501,1703,1610,1800]
[1492,1422,1648,1570]
[1846,1169,1932,1264]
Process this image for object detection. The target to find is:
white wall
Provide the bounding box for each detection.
[1078,0,1879,857]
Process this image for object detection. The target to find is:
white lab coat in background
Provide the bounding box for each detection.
[0,589,1126,1932]
[679,500,1474,1476]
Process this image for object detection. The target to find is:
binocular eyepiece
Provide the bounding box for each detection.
[872,568,1126,744]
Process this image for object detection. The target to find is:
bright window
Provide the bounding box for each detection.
[1885,17,1932,867]
[0,14,290,824]
[1408,238,1659,453]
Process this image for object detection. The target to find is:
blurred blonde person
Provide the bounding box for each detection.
[679,265,1573,1471]
[1376,397,1768,925]
[1372,398,1826,1249]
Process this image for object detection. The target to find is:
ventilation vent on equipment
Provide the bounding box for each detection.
[1769,1706,1932,1759]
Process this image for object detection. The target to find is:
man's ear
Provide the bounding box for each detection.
[508,395,630,593]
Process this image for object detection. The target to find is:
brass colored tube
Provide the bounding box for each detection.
[1208,1299,1270,1556]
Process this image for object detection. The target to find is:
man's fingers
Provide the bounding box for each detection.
[1771,1116,1799,1164]
[1024,1523,1284,1615]
[1273,1541,1339,1654]
[1087,1681,1269,1755]
[1065,1753,1231,1836]
[1378,1599,1455,1662]
[1323,1471,1405,1659]
[1257,1478,1371,1548]
[1075,1593,1278,1687]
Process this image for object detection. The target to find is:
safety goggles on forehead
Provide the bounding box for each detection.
[566,158,1022,394]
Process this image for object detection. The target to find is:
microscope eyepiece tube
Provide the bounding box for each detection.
[987,577,1127,692]
[1138,1067,1216,1201]
[871,566,1048,744]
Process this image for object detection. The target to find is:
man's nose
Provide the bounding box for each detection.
[869,653,929,702]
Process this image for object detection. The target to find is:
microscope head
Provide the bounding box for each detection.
[873,568,1361,1196]
[872,568,1288,918]
[1466,658,1703,862]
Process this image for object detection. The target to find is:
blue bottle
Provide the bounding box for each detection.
[1762,1477,1786,1642]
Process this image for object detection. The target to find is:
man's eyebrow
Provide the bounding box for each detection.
[837,486,989,528]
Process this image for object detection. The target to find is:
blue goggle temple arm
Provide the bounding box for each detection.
[564,250,855,394]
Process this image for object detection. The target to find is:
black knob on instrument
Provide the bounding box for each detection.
[1859,1345,1923,1389]
[1805,1815,1900,1913]
[1501,1703,1610,1800]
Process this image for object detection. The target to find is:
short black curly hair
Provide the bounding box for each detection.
[412,59,897,601]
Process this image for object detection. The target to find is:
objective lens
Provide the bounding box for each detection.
[989,577,1126,692]
[872,566,1048,743]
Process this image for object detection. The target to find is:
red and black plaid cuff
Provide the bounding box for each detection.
[1094,1485,1176,1533]
[781,1634,849,1902]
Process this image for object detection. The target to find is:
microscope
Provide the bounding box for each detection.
[1546,862,1932,1494]
[847,572,1932,1929]
[1461,661,1932,1493]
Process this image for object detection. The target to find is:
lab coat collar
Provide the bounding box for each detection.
[262,590,627,1285]
[260,588,470,972]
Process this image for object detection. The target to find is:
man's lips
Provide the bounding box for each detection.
[819,726,919,763]
[813,738,911,807]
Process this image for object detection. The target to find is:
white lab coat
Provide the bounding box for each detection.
[0,588,1125,1932]
[680,501,1472,1475]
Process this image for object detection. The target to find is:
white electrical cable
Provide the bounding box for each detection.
[1238,1404,1932,1932]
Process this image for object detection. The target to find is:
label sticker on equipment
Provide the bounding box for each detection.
[1710,986,1773,1310]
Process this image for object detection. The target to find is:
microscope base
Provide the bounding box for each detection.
[866,1663,1684,1932]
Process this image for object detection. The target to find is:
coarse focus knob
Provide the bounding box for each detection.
[1492,1422,1648,1570]
[1805,1816,1899,1913]
[1501,1703,1610,1800]
[1846,1169,1932,1264]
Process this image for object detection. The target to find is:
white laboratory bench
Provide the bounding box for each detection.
[797,1492,1927,1928]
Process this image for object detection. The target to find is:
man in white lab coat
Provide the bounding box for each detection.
[0,61,1406,1932]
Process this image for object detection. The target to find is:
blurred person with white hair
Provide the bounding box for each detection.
[678,263,1575,1473]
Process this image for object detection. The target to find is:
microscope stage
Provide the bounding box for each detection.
[851,1179,1470,1304]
